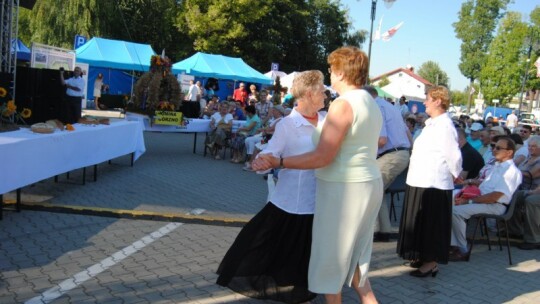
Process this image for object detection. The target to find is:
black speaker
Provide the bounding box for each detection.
[15,67,65,124]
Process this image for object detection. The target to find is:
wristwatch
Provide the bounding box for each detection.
[279,156,284,169]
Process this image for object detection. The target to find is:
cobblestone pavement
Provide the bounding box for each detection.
[1,130,539,303]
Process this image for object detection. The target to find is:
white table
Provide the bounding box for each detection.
[125,112,244,153]
[0,119,146,217]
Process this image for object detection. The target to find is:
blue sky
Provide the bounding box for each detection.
[341,0,538,91]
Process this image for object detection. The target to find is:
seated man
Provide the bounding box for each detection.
[450,136,522,261]
[506,185,540,250]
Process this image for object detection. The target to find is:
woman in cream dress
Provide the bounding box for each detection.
[254,46,383,304]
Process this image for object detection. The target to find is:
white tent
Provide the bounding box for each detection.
[264,70,288,81]
[381,79,426,101]
[280,71,299,90]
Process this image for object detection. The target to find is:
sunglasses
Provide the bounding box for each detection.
[519,130,530,133]
[491,144,509,151]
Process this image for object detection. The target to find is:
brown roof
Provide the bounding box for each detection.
[371,68,433,86]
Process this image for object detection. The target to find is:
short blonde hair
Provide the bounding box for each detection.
[427,85,450,110]
[327,46,369,86]
[291,70,324,99]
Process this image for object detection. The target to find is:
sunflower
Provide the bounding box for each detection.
[2,100,16,117]
[21,108,32,119]
[0,87,6,98]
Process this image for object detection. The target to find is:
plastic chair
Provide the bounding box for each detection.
[203,131,232,159]
[385,168,408,221]
[469,191,519,265]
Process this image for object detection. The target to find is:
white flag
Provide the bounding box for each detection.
[382,21,404,41]
[373,16,383,41]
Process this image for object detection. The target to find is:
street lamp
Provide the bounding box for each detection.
[366,0,396,84]
[518,27,537,113]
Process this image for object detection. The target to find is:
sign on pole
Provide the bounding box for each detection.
[74,35,87,50]
[271,63,279,71]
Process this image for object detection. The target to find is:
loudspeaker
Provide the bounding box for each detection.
[15,67,65,124]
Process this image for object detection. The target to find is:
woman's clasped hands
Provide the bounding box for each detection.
[252,154,278,171]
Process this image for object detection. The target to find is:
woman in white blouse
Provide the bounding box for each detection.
[397,86,462,277]
[206,103,233,159]
[216,70,326,303]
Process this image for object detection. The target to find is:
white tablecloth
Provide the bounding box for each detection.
[0,120,146,195]
[125,112,244,133]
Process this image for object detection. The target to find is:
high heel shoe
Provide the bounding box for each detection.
[407,260,422,268]
[409,266,438,278]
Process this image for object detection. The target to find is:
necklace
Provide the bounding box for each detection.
[301,113,318,120]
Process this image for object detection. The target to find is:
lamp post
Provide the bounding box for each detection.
[518,27,539,114]
[366,0,396,84]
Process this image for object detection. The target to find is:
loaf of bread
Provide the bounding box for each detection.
[31,123,55,134]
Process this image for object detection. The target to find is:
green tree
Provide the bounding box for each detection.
[417,61,450,88]
[24,0,114,49]
[524,6,540,111]
[176,0,359,74]
[451,90,467,106]
[453,0,510,108]
[480,12,528,105]
[18,0,186,61]
[378,76,390,87]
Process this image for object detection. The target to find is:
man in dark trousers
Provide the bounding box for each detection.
[60,66,85,124]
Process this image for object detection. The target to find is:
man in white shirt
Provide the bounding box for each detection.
[60,66,85,124]
[449,136,522,261]
[187,80,200,102]
[506,110,518,132]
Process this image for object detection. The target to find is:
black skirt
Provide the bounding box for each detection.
[216,202,316,304]
[397,186,453,264]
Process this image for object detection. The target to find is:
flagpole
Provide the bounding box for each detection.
[367,0,377,84]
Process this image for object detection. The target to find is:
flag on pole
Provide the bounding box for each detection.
[382,22,404,41]
[373,16,383,41]
[535,57,540,77]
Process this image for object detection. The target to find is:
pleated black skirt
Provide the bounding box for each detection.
[397,186,453,264]
[216,202,316,304]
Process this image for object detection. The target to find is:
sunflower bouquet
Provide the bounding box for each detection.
[0,86,32,132]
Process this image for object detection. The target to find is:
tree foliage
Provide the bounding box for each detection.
[451,90,467,106]
[176,0,362,73]
[18,0,186,60]
[525,6,540,109]
[18,0,363,75]
[480,12,528,105]
[453,0,510,83]
[417,61,450,88]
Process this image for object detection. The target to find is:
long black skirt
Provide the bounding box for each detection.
[216,202,316,304]
[397,186,452,264]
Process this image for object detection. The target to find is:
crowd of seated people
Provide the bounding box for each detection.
[206,83,540,255]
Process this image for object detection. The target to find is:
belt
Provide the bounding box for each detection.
[377,147,409,159]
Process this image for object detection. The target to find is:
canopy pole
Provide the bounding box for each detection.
[131,69,134,99]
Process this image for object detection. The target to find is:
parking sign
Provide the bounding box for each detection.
[74,35,87,50]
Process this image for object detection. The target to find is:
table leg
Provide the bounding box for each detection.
[193,132,197,154]
[16,188,21,212]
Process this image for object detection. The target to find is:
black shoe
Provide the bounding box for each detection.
[448,250,470,262]
[374,232,390,242]
[410,266,438,278]
[517,242,540,250]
